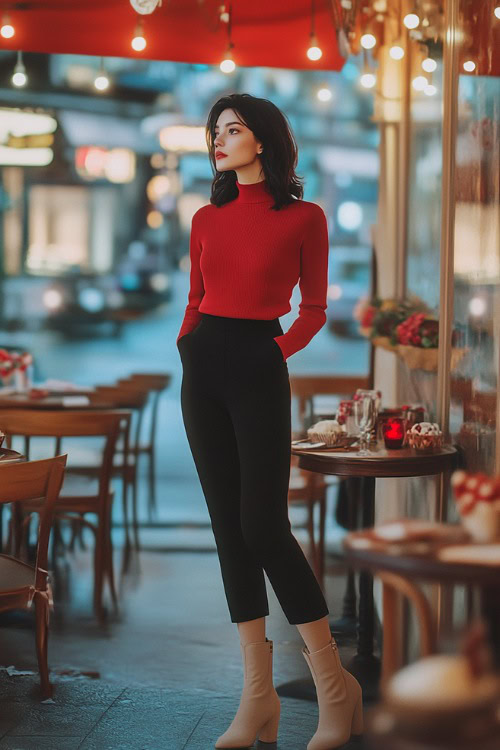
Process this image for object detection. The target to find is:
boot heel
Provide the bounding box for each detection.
[351,696,364,736]
[258,708,280,743]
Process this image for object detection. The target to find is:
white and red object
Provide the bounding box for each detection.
[451,470,500,543]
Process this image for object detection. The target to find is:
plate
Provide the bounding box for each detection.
[291,440,326,450]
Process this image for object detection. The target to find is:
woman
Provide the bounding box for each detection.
[176,93,363,750]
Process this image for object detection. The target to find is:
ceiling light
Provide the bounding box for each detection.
[403,13,420,29]
[422,57,437,72]
[360,33,376,50]
[360,73,376,89]
[389,45,404,60]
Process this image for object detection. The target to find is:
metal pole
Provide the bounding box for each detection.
[436,0,459,442]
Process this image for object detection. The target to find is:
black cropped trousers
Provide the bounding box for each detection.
[177,312,329,625]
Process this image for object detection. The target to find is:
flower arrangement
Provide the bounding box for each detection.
[0,349,33,388]
[354,296,467,372]
[451,470,500,543]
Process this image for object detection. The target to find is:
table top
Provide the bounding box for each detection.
[293,442,457,478]
[0,394,111,410]
[343,531,500,587]
[0,447,25,464]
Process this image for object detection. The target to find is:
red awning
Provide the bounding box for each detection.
[4,0,345,71]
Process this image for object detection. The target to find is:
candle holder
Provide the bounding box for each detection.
[382,417,405,449]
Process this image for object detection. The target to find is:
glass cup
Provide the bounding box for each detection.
[353,396,376,455]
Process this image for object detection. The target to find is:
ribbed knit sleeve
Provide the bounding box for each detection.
[176,211,205,344]
[272,204,329,361]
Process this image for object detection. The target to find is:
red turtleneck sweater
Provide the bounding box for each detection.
[176,179,329,361]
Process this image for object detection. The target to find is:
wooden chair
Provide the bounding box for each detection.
[0,454,67,698]
[288,375,373,593]
[87,385,150,548]
[116,373,171,521]
[288,457,328,589]
[1,410,126,619]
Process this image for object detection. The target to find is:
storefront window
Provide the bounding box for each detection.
[451,1,500,472]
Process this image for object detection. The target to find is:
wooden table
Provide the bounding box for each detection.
[291,443,457,696]
[0,393,110,409]
[344,532,500,673]
[353,537,500,750]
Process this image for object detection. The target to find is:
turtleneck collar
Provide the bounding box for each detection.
[235,178,274,204]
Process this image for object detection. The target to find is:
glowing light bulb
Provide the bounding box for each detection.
[494,7,500,20]
[317,87,332,102]
[12,53,26,88]
[389,45,404,60]
[94,74,109,91]
[1,23,14,38]
[307,45,322,61]
[220,57,236,73]
[424,84,437,96]
[463,60,476,72]
[403,13,420,29]
[422,57,437,72]
[12,71,26,87]
[132,33,146,51]
[412,75,428,91]
[360,33,376,50]
[360,73,376,89]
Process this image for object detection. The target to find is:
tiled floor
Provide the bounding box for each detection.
[0,283,374,748]
[0,479,374,749]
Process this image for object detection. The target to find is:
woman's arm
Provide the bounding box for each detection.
[176,211,205,344]
[273,204,329,361]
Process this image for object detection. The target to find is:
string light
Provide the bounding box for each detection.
[317,87,332,102]
[412,75,428,91]
[422,57,437,72]
[94,58,109,91]
[307,33,322,60]
[220,6,236,73]
[360,33,376,50]
[360,73,376,89]
[403,13,420,29]
[131,20,147,51]
[307,1,322,61]
[220,45,236,73]
[463,60,476,72]
[389,45,405,60]
[424,84,437,96]
[0,13,14,38]
[12,51,27,87]
[494,7,500,19]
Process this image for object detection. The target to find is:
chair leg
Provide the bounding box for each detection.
[104,496,119,612]
[93,515,105,620]
[147,447,157,522]
[132,473,140,551]
[34,592,52,699]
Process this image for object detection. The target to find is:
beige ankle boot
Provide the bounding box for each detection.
[215,638,280,749]
[302,637,363,750]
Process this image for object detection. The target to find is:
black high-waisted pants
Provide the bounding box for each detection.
[177,312,329,625]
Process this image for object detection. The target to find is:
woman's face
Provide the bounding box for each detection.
[213,108,263,173]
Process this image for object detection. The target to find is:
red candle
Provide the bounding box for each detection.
[383,418,405,449]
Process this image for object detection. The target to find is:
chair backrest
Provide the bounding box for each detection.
[90,385,150,451]
[0,410,127,506]
[116,375,170,447]
[0,454,67,590]
[289,375,372,432]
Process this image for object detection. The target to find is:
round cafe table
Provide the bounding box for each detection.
[284,442,457,700]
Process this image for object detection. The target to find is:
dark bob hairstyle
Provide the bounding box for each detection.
[206,93,304,211]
